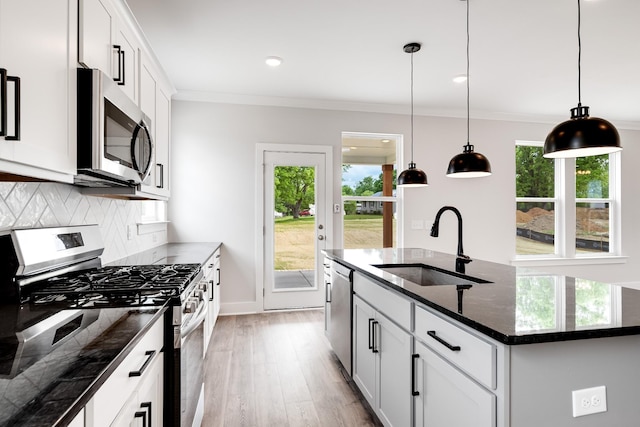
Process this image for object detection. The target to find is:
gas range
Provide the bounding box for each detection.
[26,263,201,308]
[0,225,209,427]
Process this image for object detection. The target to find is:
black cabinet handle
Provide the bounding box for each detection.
[156,163,164,188]
[0,68,6,137]
[209,280,214,301]
[216,267,220,286]
[411,353,420,396]
[113,45,123,83]
[129,350,156,377]
[134,410,148,427]
[141,402,152,427]
[113,45,125,86]
[368,318,374,350]
[372,320,379,353]
[120,47,126,86]
[325,282,331,303]
[427,330,461,352]
[5,75,20,141]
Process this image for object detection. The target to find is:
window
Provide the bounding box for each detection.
[515,141,620,259]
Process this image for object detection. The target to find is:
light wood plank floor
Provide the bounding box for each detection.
[203,309,381,427]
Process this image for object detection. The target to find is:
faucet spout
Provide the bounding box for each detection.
[430,206,467,259]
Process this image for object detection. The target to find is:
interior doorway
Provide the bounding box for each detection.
[341,132,401,249]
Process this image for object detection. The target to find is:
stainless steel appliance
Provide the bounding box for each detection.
[76,68,154,187]
[326,260,352,375]
[0,225,206,427]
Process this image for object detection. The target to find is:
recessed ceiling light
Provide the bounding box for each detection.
[381,139,391,143]
[265,56,283,67]
[453,74,467,83]
[350,146,357,150]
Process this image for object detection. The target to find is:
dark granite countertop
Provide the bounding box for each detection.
[323,248,640,345]
[0,305,167,426]
[107,242,222,266]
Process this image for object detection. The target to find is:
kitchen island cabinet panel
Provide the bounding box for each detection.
[352,293,412,427]
[414,339,495,427]
[0,0,76,182]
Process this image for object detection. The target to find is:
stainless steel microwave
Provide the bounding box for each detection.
[75,68,153,187]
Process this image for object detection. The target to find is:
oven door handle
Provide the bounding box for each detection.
[181,301,207,339]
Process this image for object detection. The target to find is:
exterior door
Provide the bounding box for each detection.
[263,151,327,310]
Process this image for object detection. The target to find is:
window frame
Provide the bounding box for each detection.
[514,140,623,265]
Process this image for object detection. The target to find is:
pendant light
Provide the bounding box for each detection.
[397,42,428,187]
[543,0,621,158]
[447,0,491,178]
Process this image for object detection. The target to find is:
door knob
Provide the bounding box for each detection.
[318,235,324,241]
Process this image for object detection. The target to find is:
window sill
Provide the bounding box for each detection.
[137,221,169,235]
[510,255,628,268]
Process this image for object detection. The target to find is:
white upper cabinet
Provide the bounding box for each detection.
[0,0,76,182]
[79,0,140,105]
[139,54,171,199]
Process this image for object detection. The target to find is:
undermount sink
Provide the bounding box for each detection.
[373,263,491,287]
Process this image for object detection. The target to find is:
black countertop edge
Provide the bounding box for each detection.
[325,254,640,346]
[55,303,169,426]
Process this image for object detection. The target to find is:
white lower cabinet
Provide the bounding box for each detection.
[110,352,164,427]
[68,408,84,427]
[413,339,495,427]
[86,315,164,426]
[353,295,412,427]
[204,248,221,354]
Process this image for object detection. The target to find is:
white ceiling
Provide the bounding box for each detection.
[125,0,640,126]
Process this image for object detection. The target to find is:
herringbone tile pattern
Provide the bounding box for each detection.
[0,182,167,263]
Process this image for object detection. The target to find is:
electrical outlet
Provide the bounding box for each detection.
[572,386,607,417]
[411,219,424,230]
[127,224,133,241]
[334,204,341,214]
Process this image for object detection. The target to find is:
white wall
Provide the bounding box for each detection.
[169,100,640,313]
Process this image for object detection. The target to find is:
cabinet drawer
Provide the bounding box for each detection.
[414,305,496,389]
[353,272,411,331]
[89,315,164,426]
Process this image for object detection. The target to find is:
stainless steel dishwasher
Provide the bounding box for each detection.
[325,260,353,375]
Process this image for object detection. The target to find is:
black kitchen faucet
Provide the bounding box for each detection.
[430,206,472,273]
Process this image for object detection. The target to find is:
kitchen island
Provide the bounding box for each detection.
[323,248,640,427]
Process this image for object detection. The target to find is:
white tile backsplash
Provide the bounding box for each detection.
[0,182,167,264]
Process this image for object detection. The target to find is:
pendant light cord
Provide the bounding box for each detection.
[410,50,415,163]
[466,0,470,145]
[577,0,582,107]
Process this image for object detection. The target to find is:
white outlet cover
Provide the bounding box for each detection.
[572,386,607,417]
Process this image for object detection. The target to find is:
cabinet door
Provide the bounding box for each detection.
[352,296,376,408]
[136,352,164,427]
[153,86,170,196]
[113,24,139,104]
[139,56,171,198]
[78,0,114,75]
[376,314,411,427]
[0,0,76,180]
[414,340,495,427]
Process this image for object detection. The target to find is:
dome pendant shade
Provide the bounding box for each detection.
[543,105,621,158]
[397,42,428,188]
[446,0,491,179]
[398,162,428,187]
[446,144,491,178]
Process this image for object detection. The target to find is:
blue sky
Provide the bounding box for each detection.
[342,164,385,189]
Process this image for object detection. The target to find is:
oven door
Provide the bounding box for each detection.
[179,299,207,427]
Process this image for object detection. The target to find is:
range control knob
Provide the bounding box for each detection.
[184,299,198,314]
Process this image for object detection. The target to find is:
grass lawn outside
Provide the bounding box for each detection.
[274,214,395,271]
